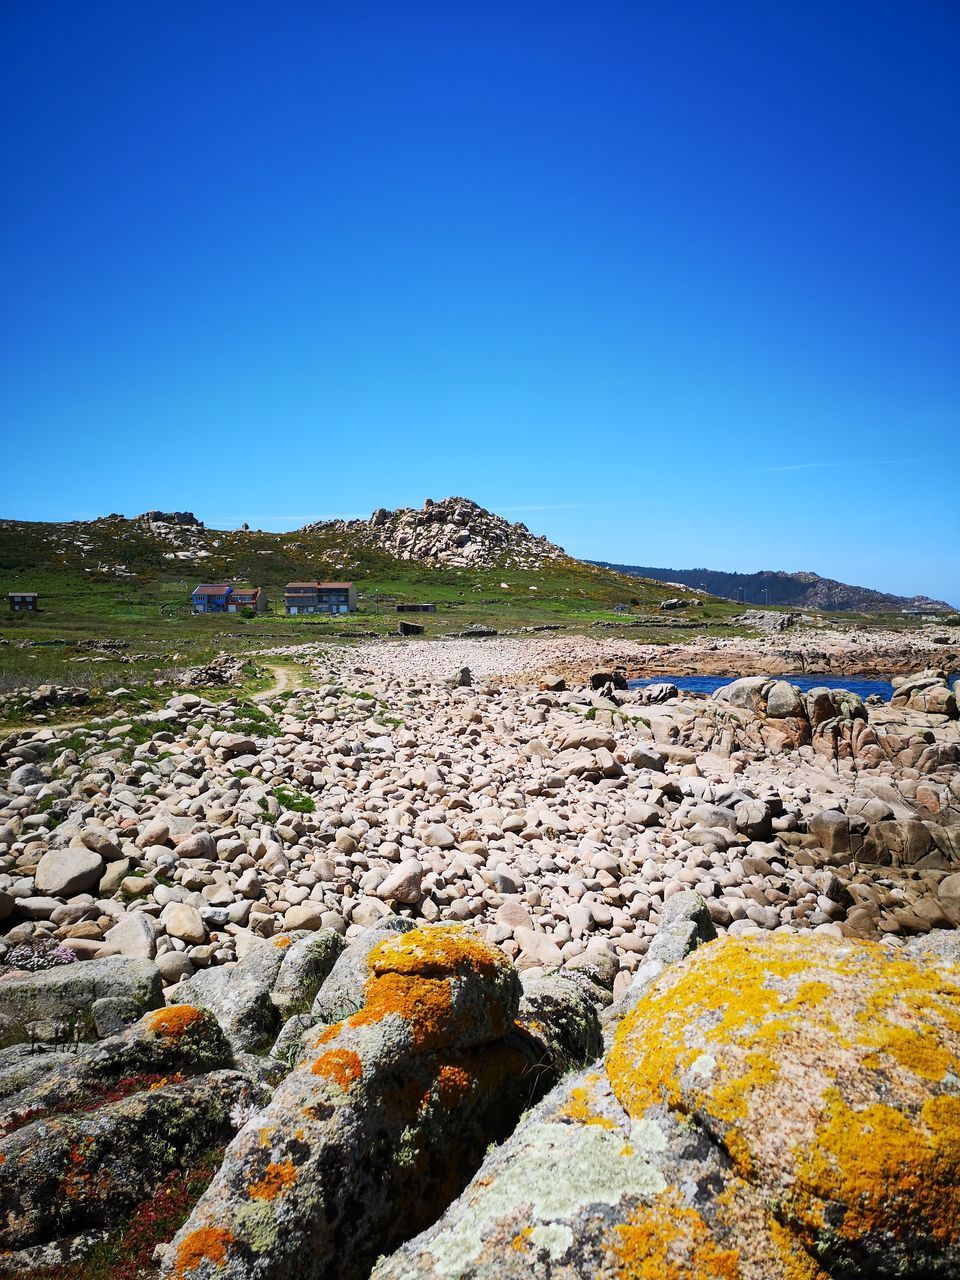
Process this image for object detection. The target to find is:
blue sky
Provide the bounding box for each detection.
[2,2,958,602]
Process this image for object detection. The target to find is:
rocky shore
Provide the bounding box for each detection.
[0,636,958,1276]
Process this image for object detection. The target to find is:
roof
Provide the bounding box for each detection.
[232,586,262,597]
[192,583,232,594]
[8,591,37,597]
[285,581,320,590]
[316,581,354,589]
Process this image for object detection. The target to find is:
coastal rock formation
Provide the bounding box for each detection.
[891,668,958,718]
[376,932,960,1280]
[1,639,959,1274]
[161,925,600,1280]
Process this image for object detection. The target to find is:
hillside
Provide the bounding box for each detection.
[589,561,955,613]
[0,499,654,610]
[0,499,753,711]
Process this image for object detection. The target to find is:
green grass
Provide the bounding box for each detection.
[272,784,315,813]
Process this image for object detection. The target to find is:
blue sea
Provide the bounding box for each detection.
[628,674,898,700]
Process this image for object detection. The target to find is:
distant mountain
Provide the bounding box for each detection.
[587,562,955,613]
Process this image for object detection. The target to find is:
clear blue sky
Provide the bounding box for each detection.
[2,2,958,602]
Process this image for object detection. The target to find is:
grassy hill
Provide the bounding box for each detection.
[0,506,747,717]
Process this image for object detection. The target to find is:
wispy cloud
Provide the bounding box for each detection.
[758,459,917,473]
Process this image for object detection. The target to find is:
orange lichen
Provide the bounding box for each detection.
[435,1063,474,1108]
[248,1157,297,1202]
[560,1076,616,1130]
[173,1226,234,1275]
[789,1089,960,1246]
[273,936,293,949]
[148,1006,206,1039]
[313,1023,342,1049]
[351,970,455,1050]
[305,926,512,1055]
[311,1047,363,1089]
[512,1228,532,1252]
[605,1190,740,1279]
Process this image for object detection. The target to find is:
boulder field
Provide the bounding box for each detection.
[0,638,958,1275]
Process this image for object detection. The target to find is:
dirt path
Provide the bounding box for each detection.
[252,659,308,702]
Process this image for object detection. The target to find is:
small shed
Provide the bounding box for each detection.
[396,603,437,613]
[8,592,38,613]
[399,620,425,636]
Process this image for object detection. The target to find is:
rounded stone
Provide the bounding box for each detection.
[35,847,105,898]
[607,932,960,1277]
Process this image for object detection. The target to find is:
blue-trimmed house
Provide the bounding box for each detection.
[192,583,233,613]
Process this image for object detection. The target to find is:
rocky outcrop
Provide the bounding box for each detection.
[137,511,203,526]
[161,925,602,1280]
[0,955,163,1043]
[302,496,568,570]
[377,932,960,1280]
[891,669,958,718]
[177,931,342,1053]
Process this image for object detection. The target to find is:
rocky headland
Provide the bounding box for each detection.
[0,636,958,1276]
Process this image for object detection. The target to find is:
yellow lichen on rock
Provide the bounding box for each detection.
[790,1089,960,1247]
[606,932,960,1267]
[367,925,508,983]
[560,1073,616,1130]
[604,1189,740,1279]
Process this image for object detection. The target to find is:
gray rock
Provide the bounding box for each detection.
[271,930,345,1023]
[178,933,308,1053]
[517,974,602,1070]
[105,912,162,959]
[0,956,163,1042]
[904,929,960,967]
[9,763,44,788]
[311,916,417,1023]
[91,996,142,1037]
[34,847,105,898]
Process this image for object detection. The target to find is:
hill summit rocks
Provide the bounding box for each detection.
[301,497,568,570]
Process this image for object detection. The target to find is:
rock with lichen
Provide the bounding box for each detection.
[176,933,313,1054]
[0,1069,252,1257]
[0,955,163,1044]
[309,915,417,1024]
[373,1066,821,1280]
[269,930,344,1023]
[376,931,960,1280]
[0,1005,233,1135]
[160,925,599,1280]
[517,973,602,1071]
[608,932,960,1277]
